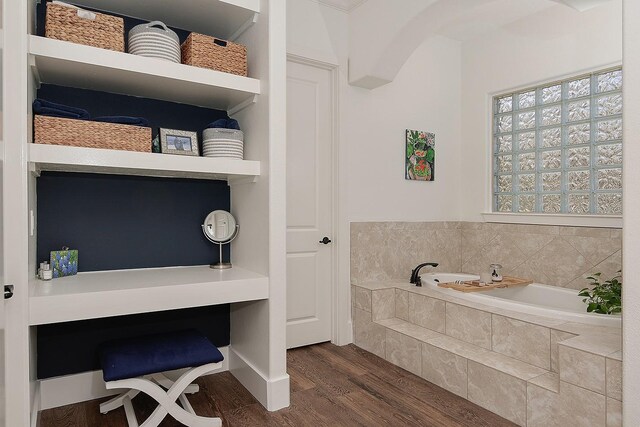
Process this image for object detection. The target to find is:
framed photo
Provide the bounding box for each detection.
[160,128,199,156]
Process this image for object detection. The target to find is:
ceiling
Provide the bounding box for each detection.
[316,0,367,12]
[330,0,615,42]
[438,0,557,42]
[317,0,611,15]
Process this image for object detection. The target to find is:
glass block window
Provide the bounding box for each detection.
[493,68,622,215]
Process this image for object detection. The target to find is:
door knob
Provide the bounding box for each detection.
[4,285,14,299]
[319,237,332,245]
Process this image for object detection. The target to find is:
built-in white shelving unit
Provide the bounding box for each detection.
[29,144,261,182]
[29,266,269,325]
[29,36,261,111]
[1,0,288,423]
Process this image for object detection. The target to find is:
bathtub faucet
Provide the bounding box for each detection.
[410,262,439,287]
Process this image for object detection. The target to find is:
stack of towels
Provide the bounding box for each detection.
[33,99,150,127]
[206,118,241,130]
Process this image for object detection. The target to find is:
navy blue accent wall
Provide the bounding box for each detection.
[37,172,230,271]
[37,306,230,379]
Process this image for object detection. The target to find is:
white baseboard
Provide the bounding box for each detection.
[228,347,290,411]
[38,346,229,411]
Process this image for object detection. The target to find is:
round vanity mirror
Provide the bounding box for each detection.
[202,210,239,269]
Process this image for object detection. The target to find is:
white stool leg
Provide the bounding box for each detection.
[100,388,141,414]
[150,372,199,394]
[123,395,140,427]
[105,362,222,427]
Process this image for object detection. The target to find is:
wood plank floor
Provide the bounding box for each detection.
[39,343,517,427]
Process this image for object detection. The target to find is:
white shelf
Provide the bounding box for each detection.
[29,265,269,325]
[29,36,261,111]
[29,144,260,182]
[70,0,260,41]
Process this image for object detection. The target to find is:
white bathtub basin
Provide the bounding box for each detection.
[421,273,621,327]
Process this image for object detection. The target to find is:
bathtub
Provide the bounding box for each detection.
[421,273,622,327]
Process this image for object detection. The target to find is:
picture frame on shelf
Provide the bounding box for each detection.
[160,128,199,156]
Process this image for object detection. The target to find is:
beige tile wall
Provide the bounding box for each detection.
[351,221,622,290]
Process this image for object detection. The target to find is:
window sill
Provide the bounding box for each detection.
[482,213,622,229]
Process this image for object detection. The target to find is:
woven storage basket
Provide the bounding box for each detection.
[45,2,124,52]
[181,33,247,76]
[34,116,151,152]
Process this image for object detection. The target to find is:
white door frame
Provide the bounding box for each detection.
[286,53,351,346]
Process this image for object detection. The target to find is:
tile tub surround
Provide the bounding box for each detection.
[353,281,622,426]
[350,221,622,290]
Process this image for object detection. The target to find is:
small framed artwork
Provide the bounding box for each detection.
[160,128,199,156]
[405,129,435,181]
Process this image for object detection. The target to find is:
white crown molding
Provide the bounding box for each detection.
[315,0,367,12]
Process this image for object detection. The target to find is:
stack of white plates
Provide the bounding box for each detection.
[128,21,180,63]
[202,139,244,159]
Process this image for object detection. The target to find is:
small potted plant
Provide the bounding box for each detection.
[578,271,622,314]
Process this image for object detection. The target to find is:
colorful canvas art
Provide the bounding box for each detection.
[405,129,435,181]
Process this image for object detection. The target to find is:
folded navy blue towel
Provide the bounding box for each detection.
[93,116,150,127]
[33,99,90,120]
[206,118,240,130]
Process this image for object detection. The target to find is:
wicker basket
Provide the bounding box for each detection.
[34,116,151,152]
[181,33,247,76]
[45,2,124,52]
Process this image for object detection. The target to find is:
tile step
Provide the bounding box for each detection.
[376,318,549,383]
[528,372,560,393]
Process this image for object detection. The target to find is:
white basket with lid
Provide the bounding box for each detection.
[128,21,180,63]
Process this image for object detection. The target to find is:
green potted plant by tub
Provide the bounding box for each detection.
[578,271,622,314]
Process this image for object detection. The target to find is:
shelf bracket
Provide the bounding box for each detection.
[28,162,41,177]
[228,175,258,186]
[228,94,258,117]
[28,55,42,88]
[229,12,259,42]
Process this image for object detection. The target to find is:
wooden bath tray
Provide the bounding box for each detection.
[437,276,533,293]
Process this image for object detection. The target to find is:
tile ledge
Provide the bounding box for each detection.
[375,318,445,343]
[558,333,622,358]
[354,281,405,290]
[482,212,622,229]
[375,318,548,381]
[528,372,560,393]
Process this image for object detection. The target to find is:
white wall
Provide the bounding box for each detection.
[459,1,623,221]
[286,0,348,64]
[287,0,463,224]
[346,36,462,221]
[622,0,640,423]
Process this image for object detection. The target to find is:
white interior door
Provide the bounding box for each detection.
[286,59,334,349]
[0,0,6,422]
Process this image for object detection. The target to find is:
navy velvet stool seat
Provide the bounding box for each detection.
[99,329,224,427]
